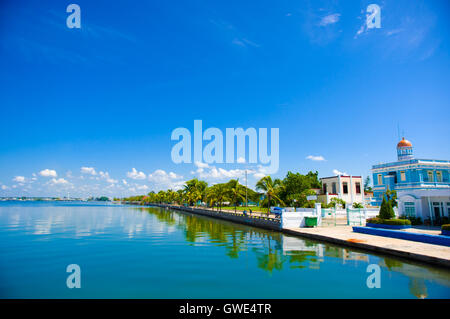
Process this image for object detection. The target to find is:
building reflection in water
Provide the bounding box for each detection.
[142,207,450,298]
[5,204,449,298]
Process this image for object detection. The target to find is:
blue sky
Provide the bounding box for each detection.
[0,0,449,197]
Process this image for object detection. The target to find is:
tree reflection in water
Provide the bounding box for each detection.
[140,207,336,273]
[139,207,450,296]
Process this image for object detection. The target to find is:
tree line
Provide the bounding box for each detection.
[122,171,328,214]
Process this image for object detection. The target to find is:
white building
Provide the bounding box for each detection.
[318,175,365,207]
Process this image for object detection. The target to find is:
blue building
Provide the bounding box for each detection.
[371,138,450,224]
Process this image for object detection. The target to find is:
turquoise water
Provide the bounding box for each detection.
[0,201,449,299]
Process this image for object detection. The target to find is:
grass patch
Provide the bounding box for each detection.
[220,206,264,213]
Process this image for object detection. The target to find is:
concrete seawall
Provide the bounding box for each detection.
[151,203,281,231]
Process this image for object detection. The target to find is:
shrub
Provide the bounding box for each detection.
[352,202,364,208]
[366,217,382,224]
[366,218,411,226]
[399,215,423,225]
[379,196,395,220]
[382,219,411,226]
[442,224,450,231]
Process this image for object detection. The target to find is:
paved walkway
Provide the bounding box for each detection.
[284,226,450,268]
[403,227,442,235]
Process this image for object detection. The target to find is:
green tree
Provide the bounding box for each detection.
[184,178,208,206]
[206,183,228,211]
[328,197,346,208]
[352,202,364,208]
[379,195,395,219]
[279,171,321,206]
[255,176,285,215]
[226,179,246,213]
[385,187,397,208]
[176,189,185,205]
[364,176,372,192]
[286,189,317,208]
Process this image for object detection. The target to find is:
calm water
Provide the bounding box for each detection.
[0,201,449,299]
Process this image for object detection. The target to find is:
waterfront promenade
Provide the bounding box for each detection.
[133,203,450,268]
[283,226,450,268]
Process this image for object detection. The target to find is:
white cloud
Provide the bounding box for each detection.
[148,169,182,183]
[122,179,128,185]
[127,168,146,180]
[136,184,149,191]
[354,24,366,39]
[50,178,69,185]
[386,29,404,36]
[194,161,209,169]
[306,155,326,161]
[146,169,184,190]
[319,13,340,26]
[333,169,348,176]
[81,167,97,175]
[193,162,248,180]
[13,176,25,183]
[232,37,260,48]
[1,185,8,190]
[168,172,180,179]
[253,172,265,179]
[237,157,246,164]
[253,165,270,177]
[39,169,57,177]
[99,171,117,184]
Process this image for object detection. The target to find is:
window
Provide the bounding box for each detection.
[404,202,415,217]
[377,174,382,185]
[332,182,337,194]
[400,171,406,181]
[323,183,327,194]
[355,182,361,194]
[343,182,348,194]
[427,171,434,182]
[436,171,443,182]
[388,171,397,183]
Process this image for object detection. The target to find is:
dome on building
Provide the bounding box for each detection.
[396,137,414,161]
[397,137,412,148]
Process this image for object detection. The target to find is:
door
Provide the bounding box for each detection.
[433,205,441,224]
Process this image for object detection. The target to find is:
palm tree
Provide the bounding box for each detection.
[227,179,246,213]
[184,178,208,206]
[157,190,166,204]
[176,189,184,205]
[165,189,176,204]
[209,184,228,211]
[256,176,285,215]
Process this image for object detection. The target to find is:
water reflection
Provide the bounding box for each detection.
[142,206,450,297]
[1,203,449,298]
[144,206,373,272]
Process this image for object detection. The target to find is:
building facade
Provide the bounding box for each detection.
[318,175,364,207]
[371,138,450,224]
